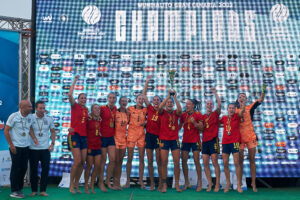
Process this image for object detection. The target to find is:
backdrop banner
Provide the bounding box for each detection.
[34,0,300,177]
[0,30,19,185]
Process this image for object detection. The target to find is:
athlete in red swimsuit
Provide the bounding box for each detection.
[99,93,117,192]
[158,90,182,193]
[179,99,203,192]
[220,103,245,193]
[68,75,88,194]
[202,88,221,192]
[143,75,162,191]
[84,104,101,194]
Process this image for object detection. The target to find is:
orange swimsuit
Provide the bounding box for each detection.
[114,110,129,149]
[127,106,147,148]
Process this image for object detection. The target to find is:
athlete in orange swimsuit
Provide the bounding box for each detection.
[125,95,147,188]
[235,85,265,192]
[113,97,129,190]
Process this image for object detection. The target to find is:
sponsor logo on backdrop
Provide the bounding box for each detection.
[82,5,101,25]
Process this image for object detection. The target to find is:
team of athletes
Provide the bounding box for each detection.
[68,74,265,194]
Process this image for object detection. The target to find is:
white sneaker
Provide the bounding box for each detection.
[18,191,25,198]
[10,192,24,199]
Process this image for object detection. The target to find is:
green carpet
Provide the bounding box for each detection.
[0,186,299,200]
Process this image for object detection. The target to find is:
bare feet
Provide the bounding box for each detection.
[99,183,107,192]
[116,186,123,191]
[214,185,220,192]
[196,185,202,192]
[139,181,145,189]
[161,184,167,193]
[91,185,96,194]
[69,186,75,194]
[75,186,82,194]
[224,184,230,193]
[84,184,90,194]
[29,192,37,196]
[106,180,115,190]
[39,192,49,196]
[157,183,162,192]
[237,187,243,193]
[125,180,130,188]
[252,183,258,192]
[206,183,212,192]
[182,182,190,191]
[175,185,182,192]
[150,183,155,191]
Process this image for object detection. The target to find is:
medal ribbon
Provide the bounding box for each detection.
[168,111,175,130]
[95,120,99,136]
[205,113,211,129]
[184,112,194,130]
[81,108,86,124]
[36,117,44,137]
[151,111,159,121]
[107,105,115,127]
[226,117,232,134]
[20,117,27,136]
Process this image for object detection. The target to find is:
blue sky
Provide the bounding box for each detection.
[0,0,31,19]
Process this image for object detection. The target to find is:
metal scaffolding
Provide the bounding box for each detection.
[0,16,32,101]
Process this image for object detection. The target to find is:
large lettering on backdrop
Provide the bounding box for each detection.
[34,0,300,177]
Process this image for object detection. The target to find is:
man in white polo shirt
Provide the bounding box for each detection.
[29,101,55,197]
[4,100,38,199]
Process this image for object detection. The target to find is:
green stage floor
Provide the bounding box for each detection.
[1,186,299,200]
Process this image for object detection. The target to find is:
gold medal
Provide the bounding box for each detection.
[21,118,27,137]
[95,121,99,136]
[206,123,209,129]
[226,117,232,136]
[82,111,86,124]
[188,125,190,130]
[205,113,211,129]
[168,111,176,131]
[107,105,115,128]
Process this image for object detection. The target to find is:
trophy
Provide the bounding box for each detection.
[168,69,176,96]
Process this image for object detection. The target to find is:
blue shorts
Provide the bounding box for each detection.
[101,136,115,148]
[68,133,87,150]
[202,137,220,155]
[87,149,102,156]
[160,139,180,151]
[222,143,240,155]
[181,142,201,152]
[145,132,160,150]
